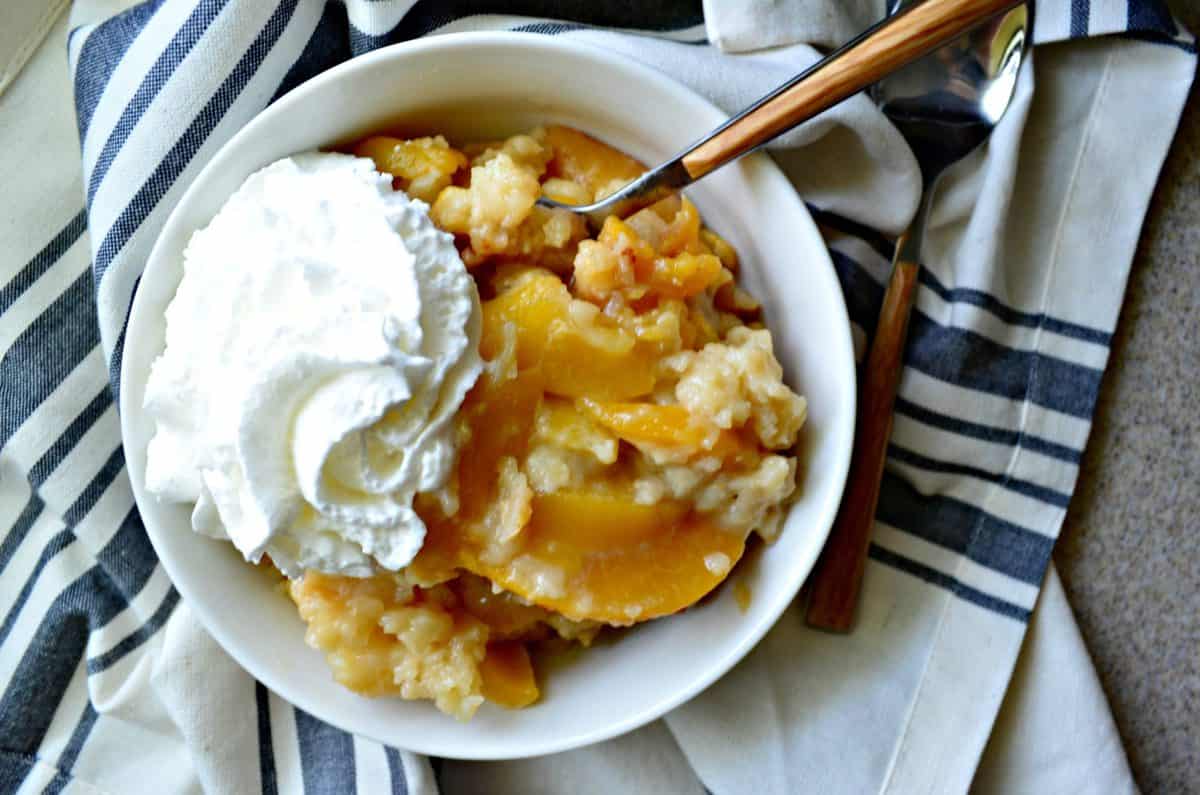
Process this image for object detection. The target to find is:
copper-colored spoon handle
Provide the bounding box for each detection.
[680,0,1021,180]
[805,246,921,633]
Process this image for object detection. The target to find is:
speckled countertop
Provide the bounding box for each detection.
[1053,3,1199,791]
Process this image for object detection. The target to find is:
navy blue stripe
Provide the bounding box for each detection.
[93,506,158,598]
[348,0,703,53]
[43,769,72,794]
[1070,0,1090,38]
[29,388,114,488]
[90,507,157,607]
[57,704,99,773]
[905,310,1103,419]
[270,2,351,103]
[876,471,1055,585]
[0,530,74,649]
[817,206,1113,345]
[64,446,126,527]
[829,247,883,341]
[825,230,1089,482]
[868,544,1031,621]
[809,204,896,261]
[0,509,154,763]
[894,396,1082,464]
[0,594,113,765]
[347,25,389,55]
[511,21,588,35]
[294,707,356,795]
[887,443,1072,508]
[833,240,1107,417]
[0,493,45,579]
[513,21,707,44]
[0,271,99,451]
[1120,30,1198,54]
[0,211,87,315]
[105,276,138,402]
[73,1,163,143]
[472,20,705,44]
[917,269,1112,345]
[0,750,36,792]
[85,0,228,207]
[256,682,279,795]
[1128,0,1178,37]
[385,747,409,795]
[92,0,299,284]
[407,0,704,31]
[0,448,128,653]
[829,239,1111,417]
[41,704,99,795]
[0,501,147,653]
[87,584,180,673]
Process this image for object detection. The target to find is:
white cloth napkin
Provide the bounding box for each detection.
[0,1,1192,793]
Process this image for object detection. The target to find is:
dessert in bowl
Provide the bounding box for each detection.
[120,33,855,758]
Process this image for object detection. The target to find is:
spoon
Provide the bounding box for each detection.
[537,0,1023,227]
[805,1,1030,632]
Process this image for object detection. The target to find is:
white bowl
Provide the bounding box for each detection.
[120,32,856,760]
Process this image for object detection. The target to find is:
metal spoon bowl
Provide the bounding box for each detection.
[874,2,1029,202]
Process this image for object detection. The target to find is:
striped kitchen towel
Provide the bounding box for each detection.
[0,1,1193,793]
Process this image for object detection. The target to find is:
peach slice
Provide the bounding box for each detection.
[578,399,707,450]
[595,216,723,300]
[481,269,657,399]
[453,573,549,640]
[433,472,745,626]
[410,360,543,584]
[644,251,724,300]
[700,227,739,271]
[540,325,656,401]
[459,372,544,523]
[413,288,545,581]
[475,512,747,625]
[543,125,644,197]
[480,269,568,368]
[577,400,759,467]
[479,642,540,709]
[351,135,467,203]
[528,491,688,550]
[657,195,703,257]
[419,463,747,625]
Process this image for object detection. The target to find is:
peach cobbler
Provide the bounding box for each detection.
[149,124,806,720]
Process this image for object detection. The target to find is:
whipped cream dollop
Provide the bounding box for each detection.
[144,152,482,578]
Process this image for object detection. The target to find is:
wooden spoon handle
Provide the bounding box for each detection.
[805,252,921,632]
[679,0,1021,180]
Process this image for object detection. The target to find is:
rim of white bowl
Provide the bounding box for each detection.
[121,31,856,759]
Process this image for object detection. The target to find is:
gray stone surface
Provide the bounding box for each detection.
[1054,4,1199,791]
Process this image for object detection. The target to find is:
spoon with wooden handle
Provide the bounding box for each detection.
[805,1,1030,632]
[537,0,1024,228]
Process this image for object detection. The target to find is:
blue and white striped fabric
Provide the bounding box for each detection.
[0,0,1193,793]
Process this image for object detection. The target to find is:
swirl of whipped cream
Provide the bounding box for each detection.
[143,152,482,577]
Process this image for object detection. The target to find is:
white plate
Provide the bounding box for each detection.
[120,32,856,760]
